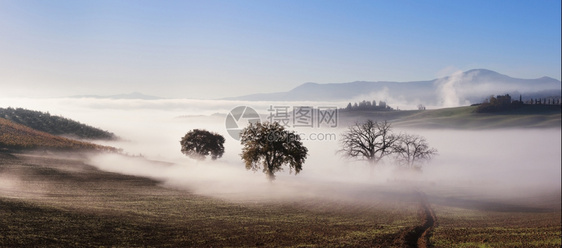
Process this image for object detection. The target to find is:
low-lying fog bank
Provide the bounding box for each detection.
[86,128,561,208]
[2,98,560,208]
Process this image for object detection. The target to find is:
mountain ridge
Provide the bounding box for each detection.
[69,92,164,100]
[225,69,561,106]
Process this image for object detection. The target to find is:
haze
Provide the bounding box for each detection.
[0,0,560,208]
[2,97,559,208]
[1,2,560,246]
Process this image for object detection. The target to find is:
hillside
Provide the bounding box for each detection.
[340,105,562,129]
[0,118,118,152]
[0,107,117,140]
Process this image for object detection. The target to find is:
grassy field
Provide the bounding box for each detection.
[340,105,562,129]
[1,152,560,247]
[431,206,561,248]
[1,101,560,247]
[0,118,117,151]
[1,152,423,247]
[418,182,561,248]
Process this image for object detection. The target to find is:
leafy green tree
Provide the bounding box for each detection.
[240,122,308,181]
[180,129,225,160]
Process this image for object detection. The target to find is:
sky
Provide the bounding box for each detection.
[0,0,560,99]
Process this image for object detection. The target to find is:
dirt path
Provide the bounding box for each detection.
[397,191,437,248]
[417,191,437,248]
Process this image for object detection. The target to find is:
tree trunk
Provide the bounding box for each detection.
[266,160,276,181]
[369,159,376,177]
[267,170,275,181]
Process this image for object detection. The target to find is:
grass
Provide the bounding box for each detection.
[431,206,561,248]
[1,152,560,247]
[340,105,561,129]
[2,104,559,246]
[0,152,419,247]
[418,181,561,248]
[0,118,117,152]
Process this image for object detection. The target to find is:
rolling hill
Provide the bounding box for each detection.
[340,105,562,129]
[0,107,117,140]
[0,117,118,152]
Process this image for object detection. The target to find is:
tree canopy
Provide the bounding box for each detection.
[180,129,225,160]
[240,122,308,181]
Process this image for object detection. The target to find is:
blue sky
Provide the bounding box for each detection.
[0,0,560,99]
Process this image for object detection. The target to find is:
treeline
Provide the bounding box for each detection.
[0,118,118,152]
[475,94,561,113]
[343,100,394,111]
[524,98,561,105]
[0,107,117,140]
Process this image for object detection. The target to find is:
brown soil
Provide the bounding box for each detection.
[396,191,437,248]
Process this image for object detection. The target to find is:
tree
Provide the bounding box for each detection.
[240,122,308,181]
[340,120,438,174]
[180,129,225,160]
[393,133,437,170]
[339,120,400,171]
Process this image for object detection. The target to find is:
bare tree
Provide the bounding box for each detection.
[339,120,400,171]
[393,134,437,169]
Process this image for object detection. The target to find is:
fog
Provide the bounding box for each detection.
[1,97,560,208]
[435,71,471,107]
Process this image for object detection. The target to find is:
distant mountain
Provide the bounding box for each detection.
[0,107,117,140]
[226,69,561,106]
[0,118,118,152]
[70,92,164,100]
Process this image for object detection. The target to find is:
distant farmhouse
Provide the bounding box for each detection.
[496,94,513,105]
[475,94,561,113]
